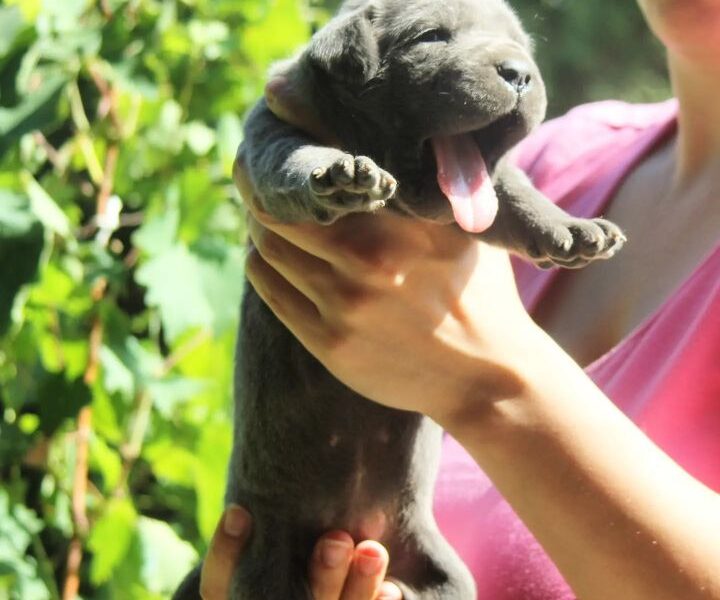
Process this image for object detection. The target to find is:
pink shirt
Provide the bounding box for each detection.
[433,100,720,599]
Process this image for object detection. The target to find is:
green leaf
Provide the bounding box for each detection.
[146,100,185,154]
[243,0,310,68]
[0,489,49,600]
[0,6,28,59]
[134,244,214,343]
[188,20,229,60]
[89,434,122,492]
[90,385,124,445]
[132,206,180,256]
[195,421,232,542]
[0,73,66,158]
[137,517,198,594]
[144,441,198,487]
[99,344,135,398]
[135,239,245,343]
[0,421,34,465]
[0,191,44,335]
[185,121,216,156]
[36,372,91,435]
[87,497,137,585]
[147,376,208,418]
[20,171,71,239]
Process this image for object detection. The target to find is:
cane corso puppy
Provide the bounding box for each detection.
[175,0,625,598]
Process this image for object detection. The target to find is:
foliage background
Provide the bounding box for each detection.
[0,0,670,598]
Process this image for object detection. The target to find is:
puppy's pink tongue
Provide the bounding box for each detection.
[432,135,498,233]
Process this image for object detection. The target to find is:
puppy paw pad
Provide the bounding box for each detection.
[528,217,626,268]
[308,154,397,220]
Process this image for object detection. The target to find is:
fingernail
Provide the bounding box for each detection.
[320,539,351,568]
[356,549,384,576]
[224,504,250,538]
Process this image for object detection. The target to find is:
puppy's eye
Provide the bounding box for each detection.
[414,28,450,44]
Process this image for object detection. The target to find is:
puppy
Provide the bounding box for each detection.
[175,0,625,598]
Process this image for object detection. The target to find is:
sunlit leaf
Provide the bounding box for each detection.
[0,73,66,157]
[0,6,29,59]
[195,421,232,542]
[87,497,137,585]
[20,170,71,238]
[185,121,216,156]
[137,517,198,594]
[135,241,244,343]
[89,434,122,492]
[0,191,44,334]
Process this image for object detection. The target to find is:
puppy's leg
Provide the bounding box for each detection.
[383,419,476,599]
[229,519,314,600]
[484,160,626,268]
[386,509,476,600]
[241,100,396,224]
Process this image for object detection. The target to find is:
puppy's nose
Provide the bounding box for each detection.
[496,60,532,94]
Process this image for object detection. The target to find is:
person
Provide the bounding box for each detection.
[199,0,720,598]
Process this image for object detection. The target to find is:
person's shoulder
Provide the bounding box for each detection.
[512,99,678,184]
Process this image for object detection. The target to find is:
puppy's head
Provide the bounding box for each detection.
[301,0,547,231]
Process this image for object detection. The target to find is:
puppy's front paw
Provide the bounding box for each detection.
[528,217,627,269]
[308,155,397,223]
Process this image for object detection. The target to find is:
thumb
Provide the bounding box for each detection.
[199,504,252,599]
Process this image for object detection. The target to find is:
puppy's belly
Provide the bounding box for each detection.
[317,448,397,542]
[235,291,423,538]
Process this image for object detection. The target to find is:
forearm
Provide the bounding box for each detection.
[442,326,720,600]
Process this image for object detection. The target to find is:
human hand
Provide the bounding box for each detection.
[234,75,545,428]
[199,505,403,599]
[235,155,542,430]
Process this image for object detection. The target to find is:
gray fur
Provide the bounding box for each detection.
[174,0,625,598]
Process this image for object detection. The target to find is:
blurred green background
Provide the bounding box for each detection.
[0,0,669,598]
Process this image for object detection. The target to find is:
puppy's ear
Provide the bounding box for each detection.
[306,11,379,85]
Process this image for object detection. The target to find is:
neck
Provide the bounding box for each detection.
[667,52,720,184]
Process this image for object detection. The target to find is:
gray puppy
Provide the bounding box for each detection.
[175,0,625,598]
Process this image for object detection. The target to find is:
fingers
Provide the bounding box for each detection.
[199,509,402,600]
[247,214,342,308]
[341,541,392,600]
[245,245,332,354]
[250,207,418,284]
[309,531,355,599]
[200,505,252,600]
[309,534,403,600]
[265,76,340,145]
